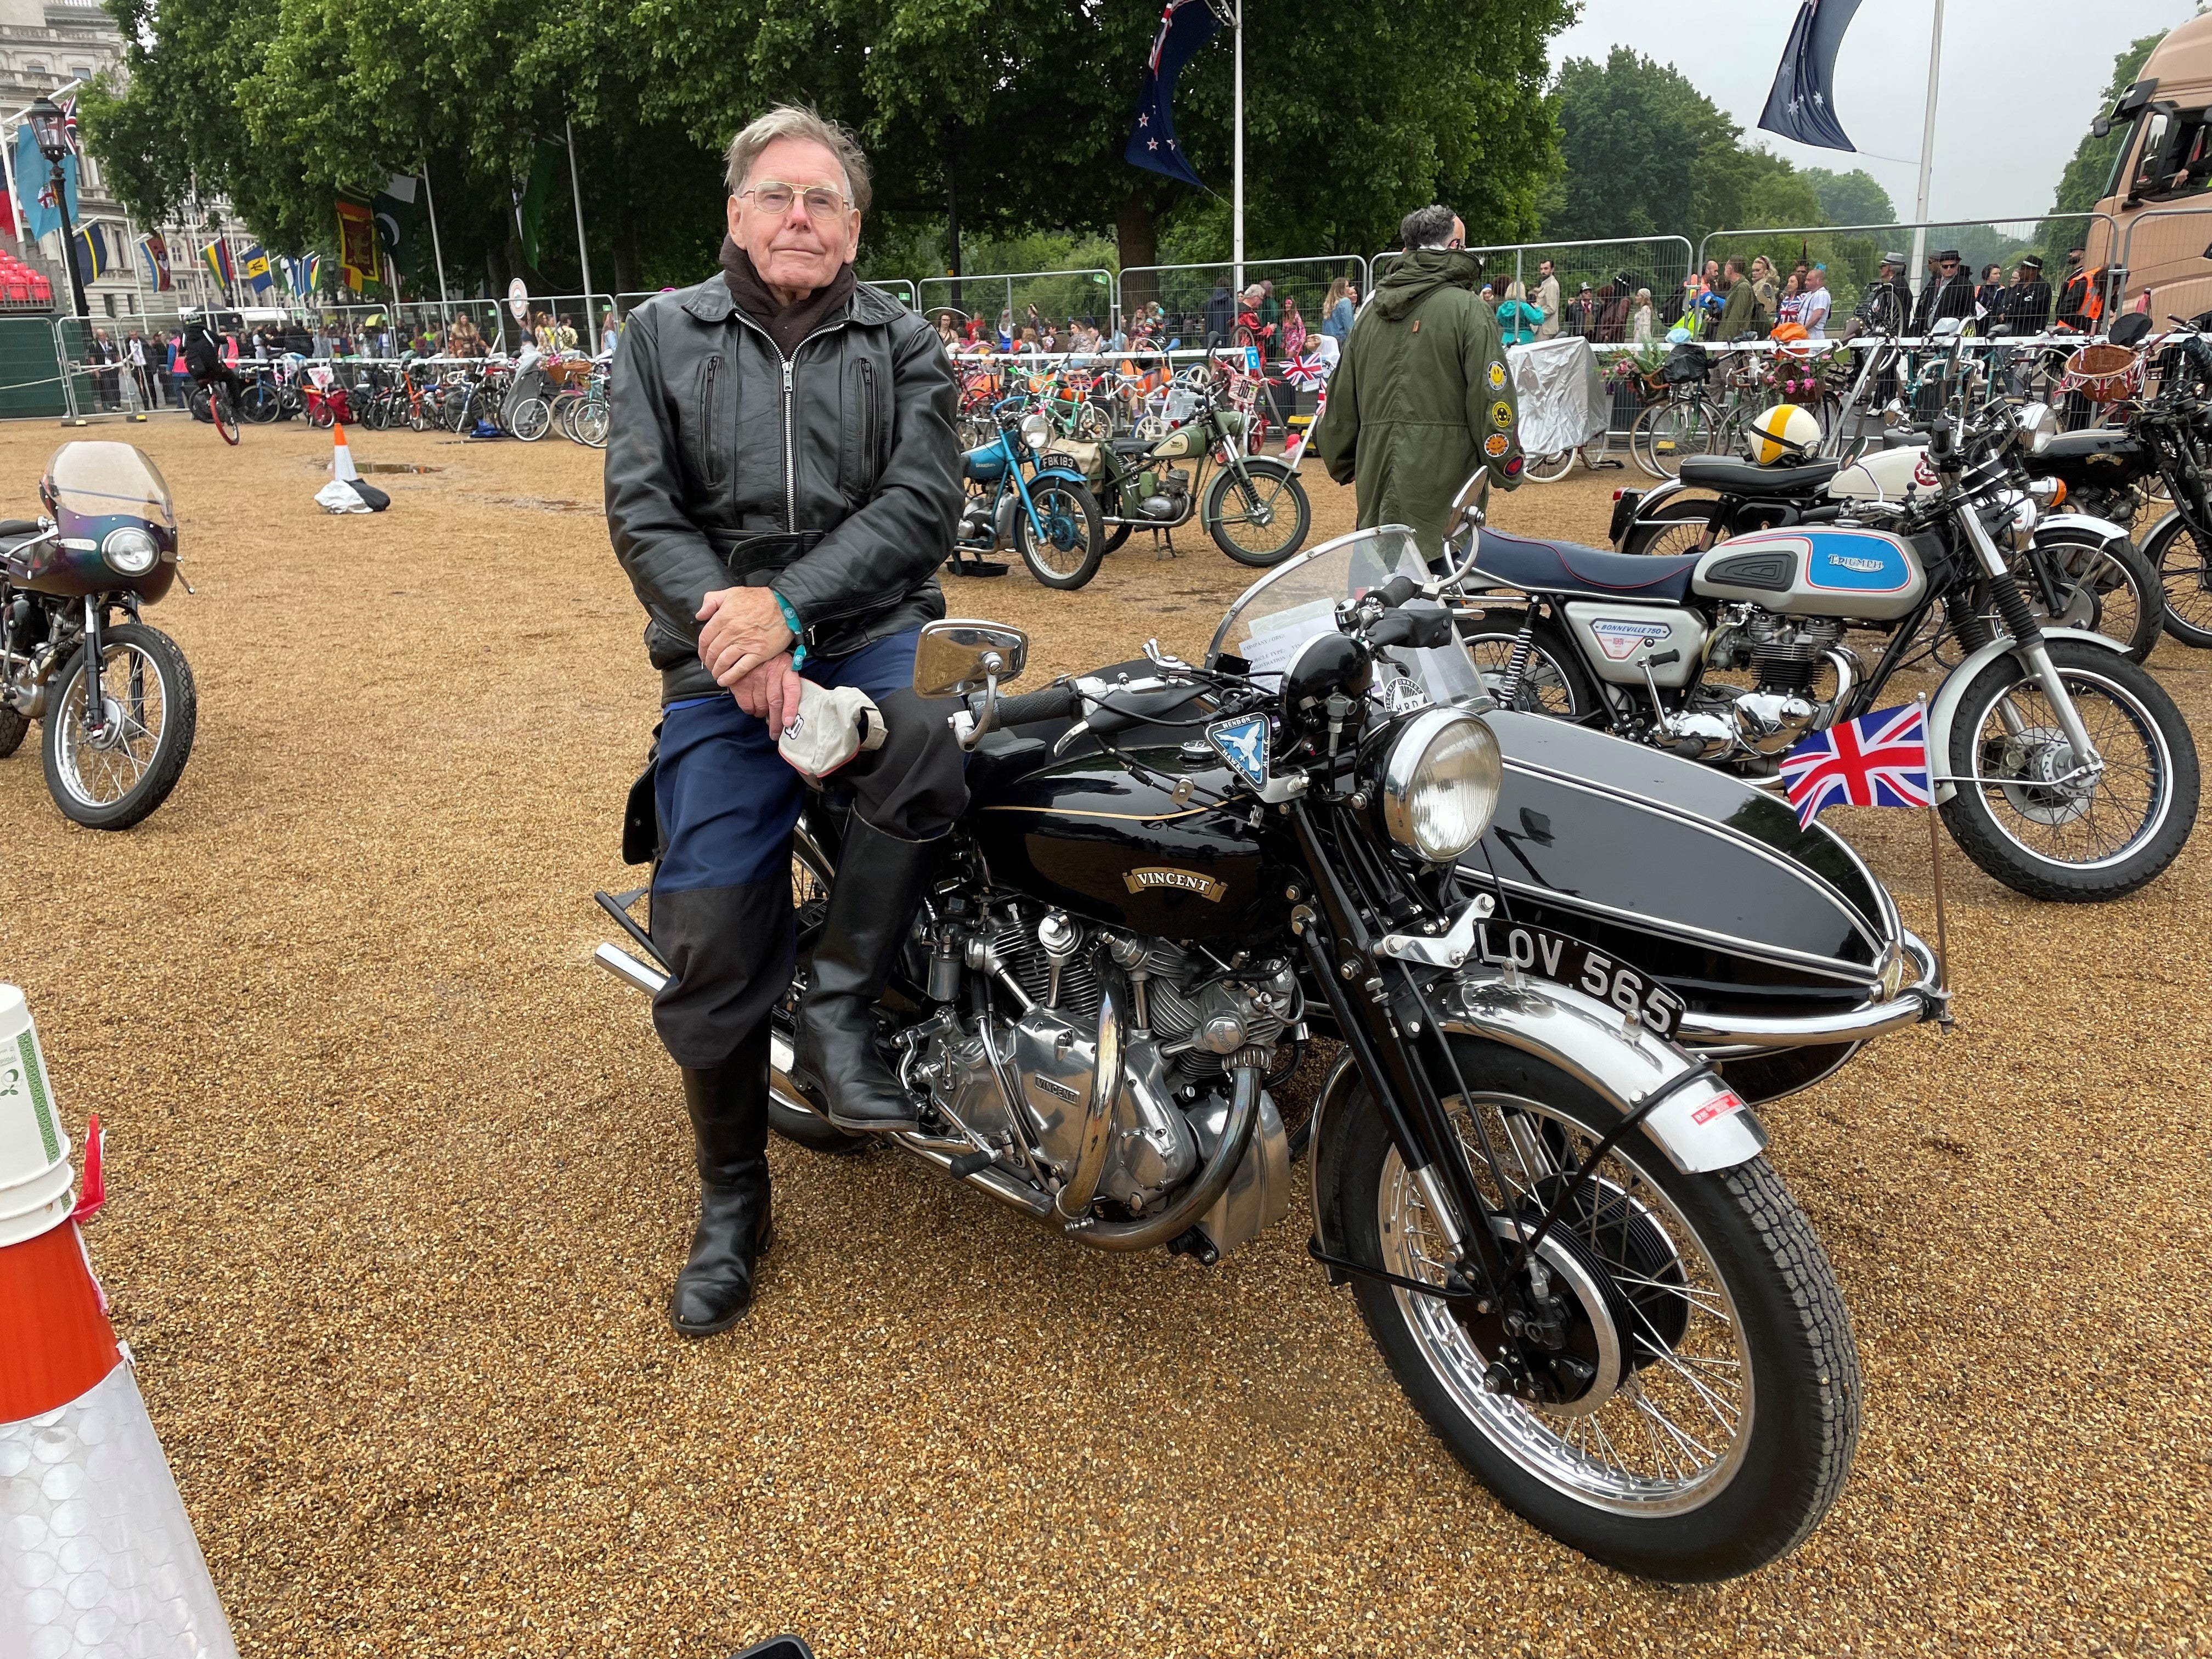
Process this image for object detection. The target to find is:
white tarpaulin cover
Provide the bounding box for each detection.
[1505,335,1609,457]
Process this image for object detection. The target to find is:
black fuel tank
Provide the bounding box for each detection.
[966,732,1291,941]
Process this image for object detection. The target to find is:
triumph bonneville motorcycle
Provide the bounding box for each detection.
[596,479,1869,1583]
[0,442,197,829]
[1460,351,2200,904]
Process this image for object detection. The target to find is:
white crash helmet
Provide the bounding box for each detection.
[1745,403,1822,466]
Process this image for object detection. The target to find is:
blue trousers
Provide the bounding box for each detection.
[648,629,966,1067]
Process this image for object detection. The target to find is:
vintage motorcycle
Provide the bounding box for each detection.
[596,480,1877,1583]
[1611,326,2165,665]
[0,442,197,829]
[951,397,1105,590]
[1049,363,1312,567]
[1460,370,2199,903]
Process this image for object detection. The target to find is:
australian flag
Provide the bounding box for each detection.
[1125,0,1223,190]
[1780,703,1931,828]
[1758,0,1864,153]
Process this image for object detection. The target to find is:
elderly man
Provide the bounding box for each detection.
[606,105,964,1335]
[1314,202,1521,555]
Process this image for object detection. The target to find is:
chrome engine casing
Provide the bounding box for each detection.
[1667,610,1858,760]
[905,896,1296,1254]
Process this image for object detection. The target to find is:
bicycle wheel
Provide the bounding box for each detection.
[210,384,240,445]
[507,396,552,442]
[1522,448,1578,484]
[573,399,610,449]
[1639,400,1714,478]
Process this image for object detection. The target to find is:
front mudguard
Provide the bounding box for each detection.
[1307,966,1768,1259]
[1925,625,2123,804]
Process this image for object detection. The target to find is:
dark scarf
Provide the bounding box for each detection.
[720,238,856,357]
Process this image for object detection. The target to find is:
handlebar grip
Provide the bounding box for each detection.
[986,683,1083,727]
[1375,573,1422,609]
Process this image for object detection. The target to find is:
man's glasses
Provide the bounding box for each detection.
[739,182,853,222]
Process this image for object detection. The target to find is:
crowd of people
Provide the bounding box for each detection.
[926,272,1359,363]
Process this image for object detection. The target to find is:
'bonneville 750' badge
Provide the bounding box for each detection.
[1206,715,1270,789]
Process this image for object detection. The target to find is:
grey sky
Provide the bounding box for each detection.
[1551,0,2194,226]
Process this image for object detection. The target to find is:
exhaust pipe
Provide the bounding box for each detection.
[594,942,665,997]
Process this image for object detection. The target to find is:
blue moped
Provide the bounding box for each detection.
[952,398,1105,590]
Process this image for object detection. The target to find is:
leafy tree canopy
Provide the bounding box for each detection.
[79,0,1573,302]
[1798,167,1896,229]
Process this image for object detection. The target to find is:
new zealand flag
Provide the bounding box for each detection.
[1125,0,1223,190]
[1758,0,1864,153]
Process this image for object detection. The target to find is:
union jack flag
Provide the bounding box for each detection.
[1779,702,1931,828]
[1279,351,1332,389]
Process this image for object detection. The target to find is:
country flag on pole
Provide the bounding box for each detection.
[1779,702,1931,827]
[1279,351,1332,390]
[202,238,234,289]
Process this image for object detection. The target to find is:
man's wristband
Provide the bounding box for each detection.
[774,592,806,669]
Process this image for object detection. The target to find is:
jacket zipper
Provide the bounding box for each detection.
[699,355,721,484]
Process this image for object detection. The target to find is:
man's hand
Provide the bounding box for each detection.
[696,585,795,687]
[730,653,806,737]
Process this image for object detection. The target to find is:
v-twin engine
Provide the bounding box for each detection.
[896,891,1299,1260]
[1662,611,1859,762]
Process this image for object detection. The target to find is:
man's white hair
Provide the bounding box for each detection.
[725,105,871,216]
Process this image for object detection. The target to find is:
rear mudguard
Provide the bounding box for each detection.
[1306,967,1768,1259]
[1925,625,2124,804]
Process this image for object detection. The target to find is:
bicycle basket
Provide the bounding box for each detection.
[1660,343,1711,385]
[2059,342,2142,404]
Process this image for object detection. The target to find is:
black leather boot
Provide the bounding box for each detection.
[670,1025,774,1337]
[793,819,934,1133]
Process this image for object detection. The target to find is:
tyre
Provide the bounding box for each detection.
[187,387,212,425]
[210,385,240,445]
[1638,400,1717,479]
[1327,1043,1860,1582]
[240,382,281,424]
[1205,458,1311,566]
[1013,476,1105,589]
[2142,510,2212,648]
[573,400,610,449]
[1621,497,1720,558]
[1099,520,1133,555]
[507,396,552,442]
[1523,448,1577,485]
[1939,639,2198,901]
[1457,613,1600,718]
[2024,534,2162,663]
[40,622,198,830]
[0,702,26,758]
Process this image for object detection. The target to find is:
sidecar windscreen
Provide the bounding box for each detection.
[41,442,178,537]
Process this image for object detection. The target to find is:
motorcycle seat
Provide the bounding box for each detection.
[1108,436,1154,455]
[1678,455,1841,495]
[1472,528,1700,603]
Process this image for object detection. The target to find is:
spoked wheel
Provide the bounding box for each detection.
[572,400,610,449]
[1457,616,1598,717]
[1329,1045,1860,1582]
[507,396,552,442]
[768,846,866,1154]
[1204,458,1311,566]
[1523,448,1578,485]
[1939,640,2198,901]
[1634,401,1716,479]
[1620,498,1718,558]
[210,384,240,445]
[40,622,198,830]
[2145,513,2212,648]
[1013,477,1105,589]
[2022,537,2163,663]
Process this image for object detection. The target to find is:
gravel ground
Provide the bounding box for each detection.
[1,417,2206,1657]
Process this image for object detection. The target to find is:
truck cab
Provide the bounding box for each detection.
[2090,13,2212,321]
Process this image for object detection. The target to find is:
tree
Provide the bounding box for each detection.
[1798,167,1896,229]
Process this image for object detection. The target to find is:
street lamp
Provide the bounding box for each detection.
[27,95,87,318]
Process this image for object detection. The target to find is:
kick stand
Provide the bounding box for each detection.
[1153,528,1178,560]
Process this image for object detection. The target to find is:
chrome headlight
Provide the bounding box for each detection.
[1379,708,1502,863]
[2016,400,2057,455]
[101,527,158,575]
[1020,412,1049,450]
[1999,490,2038,551]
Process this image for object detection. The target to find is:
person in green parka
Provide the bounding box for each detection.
[1314,204,1522,557]
[1708,256,1770,343]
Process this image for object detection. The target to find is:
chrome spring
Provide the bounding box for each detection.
[1494,624,1537,707]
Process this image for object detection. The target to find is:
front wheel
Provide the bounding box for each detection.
[1939,639,2198,901]
[210,385,240,445]
[1522,448,1577,485]
[1013,476,1105,589]
[40,622,198,830]
[1204,458,1311,566]
[507,396,552,442]
[2141,510,2212,648]
[1328,1045,1860,1582]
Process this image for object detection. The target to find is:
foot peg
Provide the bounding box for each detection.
[949,1149,994,1177]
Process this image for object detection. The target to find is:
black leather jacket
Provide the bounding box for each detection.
[606,275,961,703]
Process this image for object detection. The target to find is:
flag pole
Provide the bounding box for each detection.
[420,155,452,329]
[565,119,594,324]
[1908,0,1944,305]
[1231,0,1244,301]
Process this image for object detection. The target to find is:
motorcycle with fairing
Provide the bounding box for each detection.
[596,477,1874,1582]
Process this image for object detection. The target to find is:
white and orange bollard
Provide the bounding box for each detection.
[0,984,239,1659]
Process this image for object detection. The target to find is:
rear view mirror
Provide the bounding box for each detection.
[913,619,1028,698]
[1432,467,1492,590]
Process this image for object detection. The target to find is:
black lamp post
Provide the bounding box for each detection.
[27,95,88,319]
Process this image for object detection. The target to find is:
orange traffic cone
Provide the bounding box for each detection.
[331,421,359,483]
[0,984,239,1658]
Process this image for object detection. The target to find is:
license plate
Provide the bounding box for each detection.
[1473,919,1689,1040]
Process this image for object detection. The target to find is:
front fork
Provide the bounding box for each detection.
[1954,496,2103,771]
[80,596,105,738]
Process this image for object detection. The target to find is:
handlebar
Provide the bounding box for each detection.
[984,682,1082,727]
